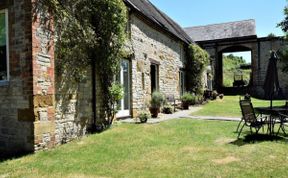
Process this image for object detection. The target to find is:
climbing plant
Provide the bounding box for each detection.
[35,0,127,130]
[186,44,210,95]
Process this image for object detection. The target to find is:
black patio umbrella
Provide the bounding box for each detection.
[263,51,281,108]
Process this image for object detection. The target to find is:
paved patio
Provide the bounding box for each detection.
[118,106,241,124]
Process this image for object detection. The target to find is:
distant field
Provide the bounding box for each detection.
[223,54,251,87]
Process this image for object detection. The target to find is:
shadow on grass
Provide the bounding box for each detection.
[230,132,288,146]
[0,151,33,163]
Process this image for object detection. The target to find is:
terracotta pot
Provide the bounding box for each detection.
[149,107,160,118]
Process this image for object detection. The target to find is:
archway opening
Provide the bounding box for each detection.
[222,51,252,87]
[218,46,252,91]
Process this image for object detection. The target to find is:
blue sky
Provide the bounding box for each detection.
[150,0,287,37]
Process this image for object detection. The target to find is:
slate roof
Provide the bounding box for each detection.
[124,0,193,44]
[184,19,256,42]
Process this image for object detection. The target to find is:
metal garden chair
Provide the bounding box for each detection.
[277,113,288,136]
[237,99,267,138]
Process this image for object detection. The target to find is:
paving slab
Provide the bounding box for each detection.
[117,106,241,124]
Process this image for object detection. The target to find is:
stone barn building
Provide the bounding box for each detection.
[185,20,288,97]
[0,0,193,155]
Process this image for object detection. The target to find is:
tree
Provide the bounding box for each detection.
[277,3,288,72]
[34,0,127,131]
[278,4,288,33]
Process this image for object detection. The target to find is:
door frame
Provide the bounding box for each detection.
[116,59,131,118]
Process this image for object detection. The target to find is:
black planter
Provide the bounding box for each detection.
[182,103,189,110]
[149,107,160,118]
[140,118,148,123]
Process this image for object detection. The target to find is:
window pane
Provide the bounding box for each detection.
[122,60,129,110]
[0,12,7,81]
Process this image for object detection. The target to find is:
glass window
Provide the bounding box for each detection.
[150,64,159,93]
[179,70,185,96]
[0,10,8,81]
[117,59,131,117]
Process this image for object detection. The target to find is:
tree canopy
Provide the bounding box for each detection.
[278,3,288,72]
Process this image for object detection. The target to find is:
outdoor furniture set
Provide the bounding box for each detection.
[237,98,288,138]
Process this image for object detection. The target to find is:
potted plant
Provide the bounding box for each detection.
[138,111,151,123]
[149,91,166,118]
[180,92,195,110]
[162,104,173,114]
[219,94,224,99]
[212,90,218,100]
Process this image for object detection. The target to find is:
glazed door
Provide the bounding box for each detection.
[117,59,130,117]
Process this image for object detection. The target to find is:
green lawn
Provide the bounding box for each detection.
[193,96,286,117]
[0,119,287,178]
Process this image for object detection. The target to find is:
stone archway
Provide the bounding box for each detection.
[185,19,288,97]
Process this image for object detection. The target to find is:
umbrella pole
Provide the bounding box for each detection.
[270,91,274,109]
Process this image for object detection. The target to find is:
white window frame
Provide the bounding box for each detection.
[0,9,9,83]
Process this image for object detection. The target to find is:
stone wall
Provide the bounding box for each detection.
[31,2,56,151]
[55,68,93,144]
[130,14,186,116]
[0,2,190,154]
[198,37,288,98]
[253,38,288,97]
[0,0,34,155]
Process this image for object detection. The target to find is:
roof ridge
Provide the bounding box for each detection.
[185,19,255,29]
[124,0,193,44]
[146,0,193,43]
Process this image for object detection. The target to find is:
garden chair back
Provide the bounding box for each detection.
[237,99,266,138]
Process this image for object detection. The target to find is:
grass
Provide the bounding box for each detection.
[192,95,286,117]
[0,119,287,178]
[223,54,251,87]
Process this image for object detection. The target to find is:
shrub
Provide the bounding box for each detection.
[212,90,218,100]
[181,92,196,105]
[138,111,151,123]
[162,105,173,114]
[244,93,251,100]
[219,94,224,99]
[150,91,166,109]
[109,82,124,110]
[196,95,204,104]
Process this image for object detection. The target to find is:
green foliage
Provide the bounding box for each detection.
[186,44,209,95]
[267,33,277,38]
[212,90,218,100]
[109,82,124,112]
[278,5,288,33]
[138,111,151,123]
[150,91,166,109]
[223,54,251,87]
[180,92,196,105]
[36,0,128,129]
[278,3,288,73]
[162,105,173,114]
